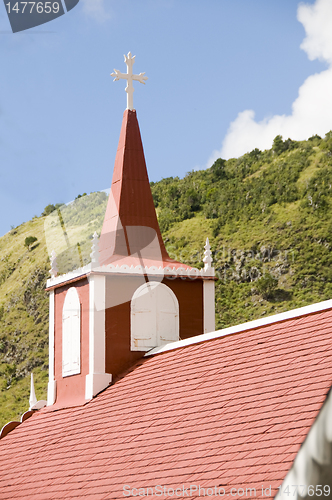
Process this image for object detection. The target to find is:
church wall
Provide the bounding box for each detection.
[162,277,204,339]
[105,275,147,379]
[104,274,204,380]
[54,278,90,406]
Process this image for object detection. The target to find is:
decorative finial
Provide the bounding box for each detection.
[49,250,58,279]
[203,237,213,271]
[111,52,148,110]
[90,231,100,268]
[29,373,37,410]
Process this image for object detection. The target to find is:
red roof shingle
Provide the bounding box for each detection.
[1,306,332,499]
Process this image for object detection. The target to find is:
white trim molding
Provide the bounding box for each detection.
[85,274,112,400]
[46,263,92,289]
[100,263,215,278]
[146,299,332,357]
[46,263,215,290]
[47,290,57,406]
[203,280,215,334]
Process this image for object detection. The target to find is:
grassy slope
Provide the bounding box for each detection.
[1,134,332,428]
[0,217,49,427]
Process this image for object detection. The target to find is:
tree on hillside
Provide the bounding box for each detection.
[42,203,64,217]
[42,204,56,216]
[24,236,38,251]
[273,135,298,155]
[211,158,227,181]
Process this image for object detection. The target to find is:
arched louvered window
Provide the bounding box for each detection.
[131,282,179,351]
[62,287,81,377]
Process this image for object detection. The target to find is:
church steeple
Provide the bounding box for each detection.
[99,109,179,267]
[99,108,172,267]
[99,54,188,270]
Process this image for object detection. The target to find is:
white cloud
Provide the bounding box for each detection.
[298,0,332,63]
[210,0,332,163]
[81,0,111,22]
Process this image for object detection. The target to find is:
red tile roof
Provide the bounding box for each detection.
[1,305,332,499]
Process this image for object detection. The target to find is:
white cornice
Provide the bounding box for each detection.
[46,263,92,289]
[145,299,332,357]
[46,263,215,289]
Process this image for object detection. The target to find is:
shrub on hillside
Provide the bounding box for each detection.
[42,203,63,217]
[256,273,278,299]
[24,236,38,251]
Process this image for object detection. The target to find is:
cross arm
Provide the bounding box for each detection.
[132,72,148,84]
[111,69,128,81]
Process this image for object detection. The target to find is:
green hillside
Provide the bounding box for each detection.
[1,132,332,429]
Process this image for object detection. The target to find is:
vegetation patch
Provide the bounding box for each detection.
[2,132,332,427]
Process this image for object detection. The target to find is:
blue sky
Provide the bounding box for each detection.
[0,0,330,237]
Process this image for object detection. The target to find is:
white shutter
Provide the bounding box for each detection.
[131,283,157,350]
[62,288,81,377]
[156,284,179,345]
[131,282,179,351]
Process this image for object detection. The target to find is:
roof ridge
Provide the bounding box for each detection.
[145,299,332,357]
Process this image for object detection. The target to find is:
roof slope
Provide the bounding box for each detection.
[1,307,332,500]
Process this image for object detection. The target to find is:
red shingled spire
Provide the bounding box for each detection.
[99,109,184,268]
